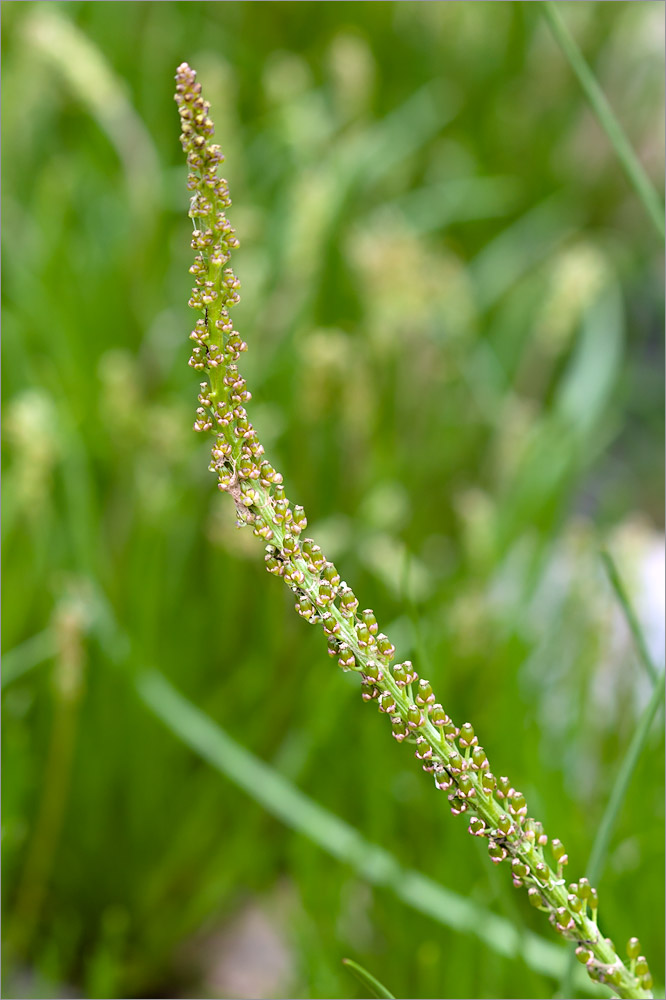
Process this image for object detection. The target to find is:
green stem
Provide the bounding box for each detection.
[559,555,664,998]
[588,669,665,890]
[601,550,660,684]
[540,1,665,243]
[342,958,396,999]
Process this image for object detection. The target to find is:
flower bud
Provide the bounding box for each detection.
[481,772,496,794]
[376,634,395,661]
[406,704,424,729]
[458,722,476,747]
[339,588,359,617]
[363,660,383,683]
[378,691,396,714]
[635,957,649,977]
[434,768,452,791]
[296,596,315,620]
[496,776,511,798]
[415,678,435,705]
[361,609,378,634]
[392,662,409,687]
[551,839,568,867]
[496,813,513,836]
[468,815,486,836]
[338,648,356,671]
[626,938,641,960]
[471,746,488,770]
[391,718,409,742]
[488,840,507,863]
[457,774,475,798]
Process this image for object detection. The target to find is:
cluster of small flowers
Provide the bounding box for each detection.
[575,936,654,994]
[175,62,652,1000]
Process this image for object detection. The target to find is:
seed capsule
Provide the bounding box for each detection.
[296,596,315,620]
[457,774,475,798]
[496,813,512,835]
[511,859,529,880]
[378,691,396,714]
[361,683,379,702]
[471,746,488,770]
[496,776,511,797]
[392,662,409,687]
[551,839,568,867]
[376,634,395,661]
[406,704,424,729]
[434,768,452,791]
[361,609,378,634]
[468,815,486,836]
[481,771,496,794]
[391,718,409,742]
[458,722,476,747]
[415,678,435,705]
[626,938,641,960]
[527,888,544,909]
[363,660,382,683]
[338,649,356,671]
[339,589,359,617]
[488,841,507,863]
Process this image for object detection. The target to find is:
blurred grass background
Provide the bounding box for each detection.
[2,2,664,998]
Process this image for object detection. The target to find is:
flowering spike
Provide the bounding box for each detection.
[175,63,653,1000]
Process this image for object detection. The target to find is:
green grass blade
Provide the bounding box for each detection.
[540,1,665,243]
[586,666,665,889]
[136,669,592,987]
[558,555,665,996]
[601,550,661,684]
[342,957,396,999]
[2,629,57,688]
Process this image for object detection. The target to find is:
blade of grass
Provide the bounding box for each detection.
[342,957,396,999]
[558,557,665,996]
[588,666,665,889]
[601,549,660,684]
[2,629,57,688]
[540,1,665,243]
[136,668,593,988]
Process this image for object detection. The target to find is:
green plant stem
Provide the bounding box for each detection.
[1,628,57,688]
[588,668,665,890]
[342,958,396,999]
[601,550,660,684]
[9,677,83,959]
[540,1,665,243]
[559,669,665,997]
[559,555,664,999]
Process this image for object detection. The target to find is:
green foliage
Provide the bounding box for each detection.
[2,3,663,999]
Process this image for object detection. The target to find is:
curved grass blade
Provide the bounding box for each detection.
[558,556,665,996]
[601,550,660,684]
[342,957,396,999]
[137,668,593,989]
[540,1,665,243]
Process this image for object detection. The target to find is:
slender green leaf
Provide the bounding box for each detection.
[601,550,660,684]
[136,668,592,988]
[540,1,665,242]
[342,957,396,999]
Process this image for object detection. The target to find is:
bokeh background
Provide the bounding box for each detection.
[2,2,664,998]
